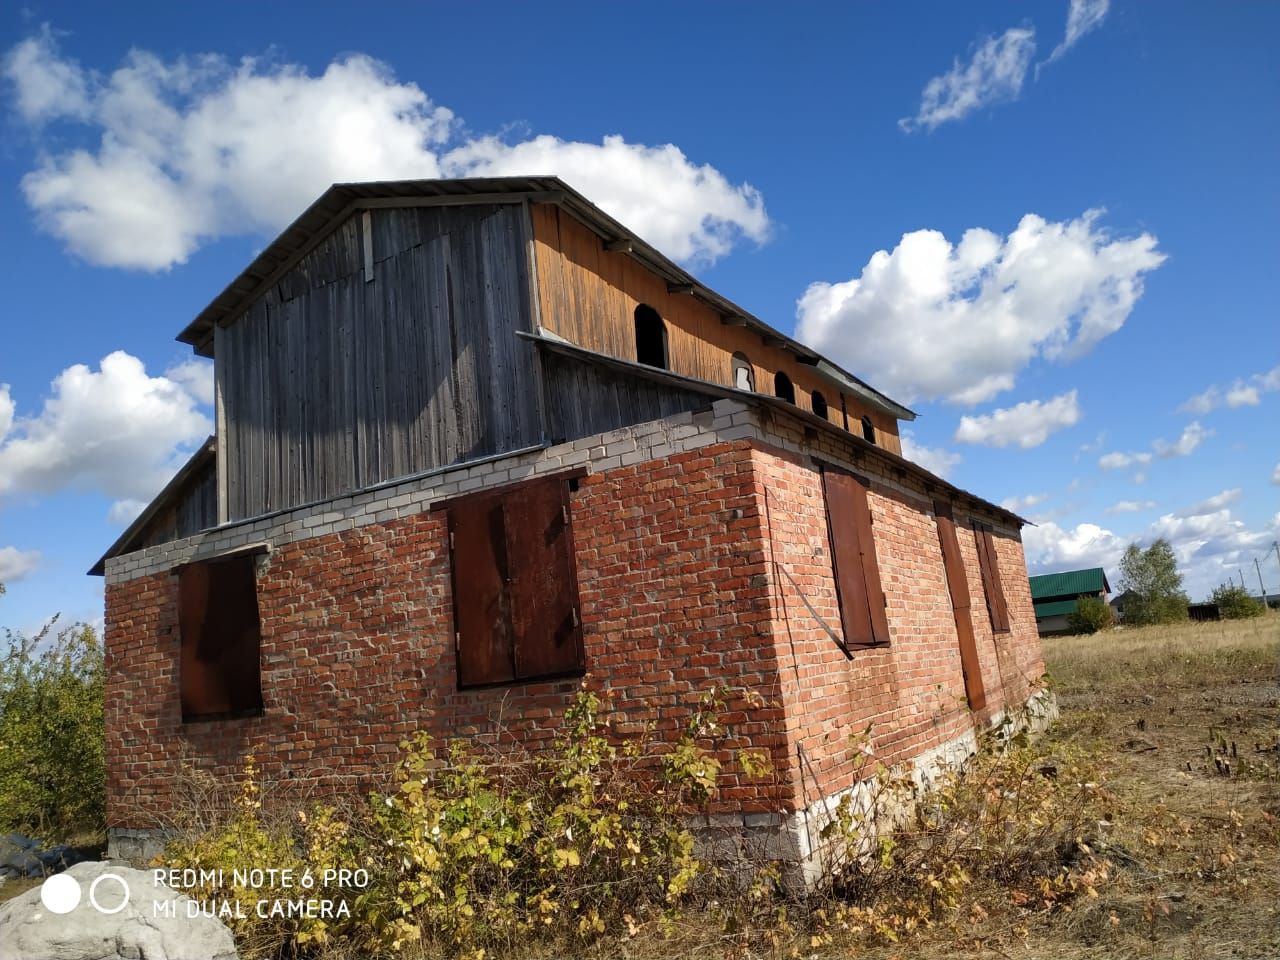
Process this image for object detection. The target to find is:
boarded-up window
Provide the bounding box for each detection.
[448,476,584,688]
[178,553,264,721]
[935,502,986,711]
[821,466,890,648]
[972,520,1011,633]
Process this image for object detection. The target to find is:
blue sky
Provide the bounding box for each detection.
[1,1,1277,633]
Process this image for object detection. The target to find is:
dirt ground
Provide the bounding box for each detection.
[1017,617,1280,959]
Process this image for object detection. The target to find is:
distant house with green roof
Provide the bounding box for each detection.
[1028,567,1111,636]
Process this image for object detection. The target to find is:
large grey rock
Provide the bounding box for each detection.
[0,861,238,960]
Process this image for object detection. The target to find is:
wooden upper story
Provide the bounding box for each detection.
[94,178,920,569]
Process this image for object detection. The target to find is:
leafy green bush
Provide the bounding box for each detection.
[160,686,726,958]
[1211,583,1266,619]
[0,620,105,838]
[1067,595,1114,635]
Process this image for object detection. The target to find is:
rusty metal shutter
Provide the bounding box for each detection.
[178,554,263,721]
[449,494,517,687]
[973,521,1011,633]
[822,467,890,647]
[935,502,986,711]
[505,478,584,680]
[448,476,584,688]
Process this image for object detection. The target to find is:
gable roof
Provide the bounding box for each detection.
[175,176,915,423]
[1029,567,1111,601]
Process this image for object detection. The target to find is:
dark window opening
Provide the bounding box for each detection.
[821,466,890,648]
[934,501,986,711]
[178,553,264,722]
[811,390,828,420]
[634,304,668,369]
[731,352,754,391]
[861,416,876,445]
[774,371,795,404]
[972,520,1011,633]
[448,476,585,688]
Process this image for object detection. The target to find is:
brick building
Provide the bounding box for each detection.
[94,178,1050,878]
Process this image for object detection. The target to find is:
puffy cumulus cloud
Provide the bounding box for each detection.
[796,212,1164,406]
[107,498,148,526]
[1098,450,1151,470]
[0,352,212,518]
[2,26,91,123]
[4,32,769,270]
[1023,521,1127,573]
[954,390,1080,449]
[1179,363,1280,414]
[444,136,769,263]
[0,546,42,583]
[1273,462,1280,485]
[1153,421,1212,459]
[1106,499,1156,514]
[899,28,1036,133]
[1042,0,1111,68]
[165,358,215,406]
[1176,488,1240,518]
[999,493,1048,512]
[899,430,961,478]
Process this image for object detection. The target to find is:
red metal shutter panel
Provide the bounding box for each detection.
[935,502,986,711]
[822,467,888,647]
[979,525,1011,632]
[504,478,584,680]
[449,495,517,687]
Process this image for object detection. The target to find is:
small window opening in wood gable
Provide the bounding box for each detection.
[178,553,265,722]
[811,390,828,420]
[821,465,890,648]
[446,475,585,688]
[634,304,669,369]
[861,416,876,445]
[774,371,795,404]
[972,519,1011,633]
[732,352,755,391]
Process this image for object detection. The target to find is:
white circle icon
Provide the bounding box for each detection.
[89,873,131,915]
[40,874,82,914]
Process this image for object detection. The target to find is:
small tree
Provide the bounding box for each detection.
[1117,539,1190,626]
[1067,595,1114,634]
[0,618,106,838]
[1210,582,1265,619]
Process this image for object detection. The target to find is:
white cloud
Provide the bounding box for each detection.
[0,546,42,583]
[1023,520,1126,573]
[900,430,961,478]
[165,358,215,406]
[5,33,769,270]
[1042,0,1111,67]
[0,352,211,510]
[796,211,1164,405]
[1105,499,1156,514]
[1098,450,1152,470]
[1175,488,1240,518]
[1153,421,1212,459]
[1272,462,1280,485]
[2,26,91,123]
[107,498,148,526]
[1000,493,1048,512]
[900,28,1036,133]
[1179,363,1280,414]
[954,390,1080,448]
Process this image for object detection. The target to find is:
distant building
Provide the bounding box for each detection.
[1029,568,1111,636]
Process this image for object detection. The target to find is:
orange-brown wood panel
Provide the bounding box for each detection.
[530,205,902,450]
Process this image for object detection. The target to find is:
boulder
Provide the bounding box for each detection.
[0,861,238,960]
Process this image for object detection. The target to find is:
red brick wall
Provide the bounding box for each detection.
[104,440,794,830]
[103,436,1044,831]
[746,446,1044,809]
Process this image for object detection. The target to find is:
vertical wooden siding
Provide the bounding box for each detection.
[218,204,541,521]
[529,203,902,455]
